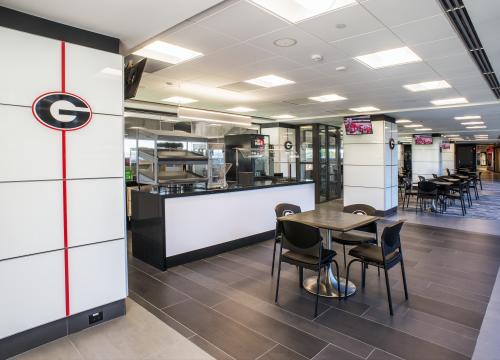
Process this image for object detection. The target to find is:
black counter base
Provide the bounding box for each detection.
[165,230,275,268]
[0,299,125,359]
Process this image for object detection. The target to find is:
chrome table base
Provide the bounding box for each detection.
[303,266,356,298]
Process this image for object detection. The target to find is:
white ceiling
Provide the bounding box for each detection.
[0,0,224,50]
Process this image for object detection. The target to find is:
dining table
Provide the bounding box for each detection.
[279,208,380,298]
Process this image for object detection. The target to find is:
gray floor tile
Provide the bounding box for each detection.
[188,336,235,360]
[310,344,363,360]
[258,345,307,360]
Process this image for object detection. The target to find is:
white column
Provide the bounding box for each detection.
[442,143,455,174]
[412,135,443,181]
[343,117,398,214]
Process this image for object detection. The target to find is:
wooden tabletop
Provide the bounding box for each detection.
[278,208,379,232]
[441,177,460,182]
[431,181,454,186]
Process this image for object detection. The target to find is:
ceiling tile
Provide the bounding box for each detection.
[331,28,404,57]
[298,4,384,43]
[413,36,469,60]
[391,14,456,46]
[196,0,288,42]
[361,0,443,27]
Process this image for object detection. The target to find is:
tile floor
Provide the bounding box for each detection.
[12,299,213,360]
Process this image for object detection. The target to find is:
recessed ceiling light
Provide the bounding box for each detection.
[134,40,203,64]
[349,106,380,112]
[431,97,468,105]
[336,66,347,71]
[272,114,296,119]
[418,128,432,131]
[395,119,412,124]
[466,125,487,129]
[403,80,451,92]
[162,96,197,104]
[226,106,256,112]
[309,93,347,102]
[250,0,357,23]
[244,74,295,88]
[454,115,481,120]
[474,134,488,137]
[445,134,460,137]
[404,124,423,128]
[273,38,297,47]
[354,46,422,69]
[461,121,484,125]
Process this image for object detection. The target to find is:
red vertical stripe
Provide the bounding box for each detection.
[61,41,70,316]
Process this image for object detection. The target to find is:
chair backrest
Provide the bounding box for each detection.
[275,203,301,218]
[417,181,437,194]
[432,174,438,179]
[280,220,322,257]
[343,204,377,234]
[418,175,426,182]
[403,177,412,190]
[381,220,405,255]
[446,168,451,176]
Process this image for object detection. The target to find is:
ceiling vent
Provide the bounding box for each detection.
[439,0,500,98]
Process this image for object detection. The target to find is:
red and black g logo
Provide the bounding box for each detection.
[32,92,92,131]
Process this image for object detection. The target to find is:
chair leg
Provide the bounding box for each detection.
[400,259,409,300]
[271,238,277,276]
[299,266,304,288]
[344,260,357,298]
[479,179,483,190]
[314,267,321,317]
[274,244,283,303]
[383,266,394,316]
[332,260,341,298]
[343,245,347,269]
[361,262,366,289]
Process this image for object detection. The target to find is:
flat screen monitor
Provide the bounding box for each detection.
[343,115,373,135]
[441,142,450,150]
[124,58,147,99]
[414,134,433,145]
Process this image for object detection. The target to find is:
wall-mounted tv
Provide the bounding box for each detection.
[343,115,373,135]
[441,141,450,150]
[414,134,433,145]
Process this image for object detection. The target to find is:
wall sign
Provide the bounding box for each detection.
[389,138,395,150]
[284,140,293,150]
[32,91,92,131]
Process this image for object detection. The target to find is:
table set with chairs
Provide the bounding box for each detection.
[272,203,408,317]
[399,168,482,216]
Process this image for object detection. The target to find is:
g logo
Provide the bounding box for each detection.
[389,138,395,150]
[284,140,293,150]
[32,92,92,131]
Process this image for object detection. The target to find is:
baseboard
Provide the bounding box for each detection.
[165,230,275,268]
[0,299,125,359]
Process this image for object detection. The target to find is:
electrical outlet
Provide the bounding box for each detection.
[89,311,103,324]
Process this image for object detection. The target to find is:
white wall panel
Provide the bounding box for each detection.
[0,251,65,339]
[344,165,385,188]
[0,105,61,182]
[65,43,123,116]
[343,143,385,166]
[65,114,124,179]
[69,239,126,314]
[164,183,314,256]
[344,186,385,210]
[0,181,63,260]
[67,178,125,247]
[0,27,60,107]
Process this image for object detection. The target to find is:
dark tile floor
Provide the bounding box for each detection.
[127,221,500,360]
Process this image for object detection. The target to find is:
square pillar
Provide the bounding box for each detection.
[412,135,442,181]
[343,115,398,215]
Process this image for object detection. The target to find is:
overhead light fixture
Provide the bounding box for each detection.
[403,80,451,92]
[226,106,256,112]
[161,96,198,104]
[395,119,412,124]
[445,134,460,137]
[272,114,296,119]
[461,121,484,125]
[309,93,347,102]
[431,97,468,105]
[250,0,357,23]
[418,128,432,131]
[354,47,422,69]
[349,106,380,112]
[178,107,253,127]
[133,40,203,64]
[474,134,488,137]
[466,125,487,129]
[454,115,481,120]
[404,124,423,128]
[245,74,295,88]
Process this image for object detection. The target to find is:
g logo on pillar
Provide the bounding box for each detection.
[32,92,92,131]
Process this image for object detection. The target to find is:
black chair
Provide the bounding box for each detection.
[432,174,438,179]
[275,220,341,317]
[444,181,467,216]
[402,177,418,209]
[416,181,438,213]
[478,171,483,190]
[344,220,408,316]
[418,175,426,182]
[271,203,301,276]
[468,174,479,200]
[446,168,451,176]
[331,204,378,268]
